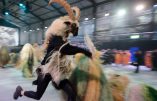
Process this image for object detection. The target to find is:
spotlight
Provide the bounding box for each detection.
[45,27,47,29]
[117,9,126,16]
[135,4,144,11]
[105,13,110,16]
[37,28,40,30]
[84,18,89,21]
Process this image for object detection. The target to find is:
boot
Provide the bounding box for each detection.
[13,86,23,100]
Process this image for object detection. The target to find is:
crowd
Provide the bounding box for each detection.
[101,49,157,71]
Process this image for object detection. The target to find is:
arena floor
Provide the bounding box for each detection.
[0,65,157,101]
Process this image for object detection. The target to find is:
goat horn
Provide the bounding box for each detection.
[72,7,81,21]
[48,0,75,21]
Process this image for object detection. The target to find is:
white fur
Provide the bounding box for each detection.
[45,16,79,42]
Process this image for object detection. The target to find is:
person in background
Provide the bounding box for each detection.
[152,49,157,71]
[134,50,143,73]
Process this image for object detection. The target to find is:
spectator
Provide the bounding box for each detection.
[152,49,157,71]
[134,50,143,73]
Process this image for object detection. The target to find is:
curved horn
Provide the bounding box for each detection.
[48,0,75,21]
[72,6,81,21]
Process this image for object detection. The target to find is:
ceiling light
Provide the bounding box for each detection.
[135,4,144,11]
[84,18,89,21]
[19,3,24,7]
[154,4,157,7]
[29,30,32,32]
[117,9,126,16]
[93,18,96,19]
[105,13,110,16]
[37,28,40,30]
[45,27,48,29]
[130,35,140,39]
[5,12,9,15]
[24,31,27,32]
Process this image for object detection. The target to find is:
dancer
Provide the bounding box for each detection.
[13,0,91,101]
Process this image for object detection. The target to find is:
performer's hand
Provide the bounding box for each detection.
[36,68,42,75]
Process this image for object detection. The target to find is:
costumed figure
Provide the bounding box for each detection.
[69,34,113,101]
[108,73,157,101]
[33,43,44,63]
[17,43,37,78]
[13,0,92,101]
[9,52,19,66]
[0,46,10,68]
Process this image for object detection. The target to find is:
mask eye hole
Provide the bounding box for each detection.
[64,21,71,26]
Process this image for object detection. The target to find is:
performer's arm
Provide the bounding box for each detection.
[61,43,92,58]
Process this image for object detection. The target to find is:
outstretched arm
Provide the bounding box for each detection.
[60,43,92,58]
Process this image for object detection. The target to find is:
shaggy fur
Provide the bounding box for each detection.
[18,43,37,78]
[70,53,113,101]
[0,46,10,67]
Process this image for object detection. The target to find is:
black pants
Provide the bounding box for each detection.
[24,74,76,101]
[24,74,51,100]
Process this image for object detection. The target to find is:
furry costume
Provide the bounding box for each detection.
[67,33,113,101]
[33,43,44,62]
[108,73,157,101]
[18,43,37,78]
[13,0,92,100]
[70,53,113,101]
[125,84,157,101]
[9,52,18,66]
[0,46,10,68]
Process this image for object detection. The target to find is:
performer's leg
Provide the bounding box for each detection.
[14,74,51,100]
[135,64,139,73]
[32,68,43,85]
[59,79,76,101]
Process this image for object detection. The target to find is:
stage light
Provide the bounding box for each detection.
[84,18,89,21]
[37,28,40,30]
[130,35,140,39]
[45,27,47,29]
[135,4,144,11]
[105,13,110,16]
[117,9,126,16]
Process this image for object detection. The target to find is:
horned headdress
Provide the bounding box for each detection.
[44,0,81,47]
[48,0,80,21]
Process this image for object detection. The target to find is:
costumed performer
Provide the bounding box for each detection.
[13,0,92,101]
